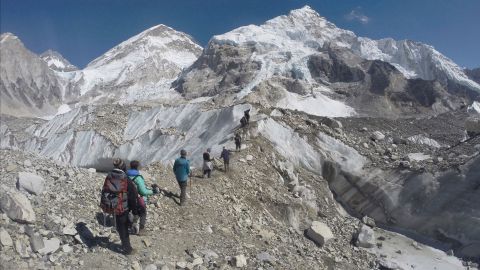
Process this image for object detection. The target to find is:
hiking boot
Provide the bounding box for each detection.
[137,229,146,236]
[123,248,136,256]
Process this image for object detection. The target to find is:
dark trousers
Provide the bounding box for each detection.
[178,181,188,206]
[235,143,241,151]
[139,210,146,229]
[223,160,230,172]
[203,169,211,178]
[116,212,132,252]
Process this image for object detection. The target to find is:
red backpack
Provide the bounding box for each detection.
[100,171,129,215]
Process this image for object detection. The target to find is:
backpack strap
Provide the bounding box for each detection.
[132,175,142,184]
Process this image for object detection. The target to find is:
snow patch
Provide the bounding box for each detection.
[276,91,355,117]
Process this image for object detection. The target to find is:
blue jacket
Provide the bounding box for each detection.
[220,149,230,161]
[173,157,190,182]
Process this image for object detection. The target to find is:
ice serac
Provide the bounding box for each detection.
[174,6,479,118]
[40,50,78,72]
[0,33,64,117]
[72,24,203,103]
[2,103,251,170]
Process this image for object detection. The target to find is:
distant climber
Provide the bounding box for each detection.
[203,148,213,178]
[100,158,138,255]
[240,116,247,128]
[127,160,159,235]
[235,133,242,151]
[220,146,230,172]
[173,149,190,206]
[244,109,250,124]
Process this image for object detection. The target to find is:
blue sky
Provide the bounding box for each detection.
[1,0,479,69]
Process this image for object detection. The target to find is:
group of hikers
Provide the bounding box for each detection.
[99,109,251,255]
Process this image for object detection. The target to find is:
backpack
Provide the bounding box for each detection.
[131,175,146,210]
[100,172,129,215]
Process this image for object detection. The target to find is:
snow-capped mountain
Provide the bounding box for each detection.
[0,33,64,117]
[70,24,202,103]
[217,6,479,91]
[40,50,77,72]
[174,6,479,117]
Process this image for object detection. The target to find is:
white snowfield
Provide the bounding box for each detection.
[213,5,480,96]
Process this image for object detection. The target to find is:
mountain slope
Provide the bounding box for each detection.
[0,33,64,117]
[40,50,78,72]
[71,24,202,103]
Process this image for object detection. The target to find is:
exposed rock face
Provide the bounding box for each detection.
[0,185,36,223]
[173,43,261,99]
[17,172,45,195]
[0,33,63,117]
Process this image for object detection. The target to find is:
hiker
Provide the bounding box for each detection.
[240,116,247,127]
[127,160,159,235]
[220,146,230,172]
[173,149,190,206]
[244,109,250,124]
[100,158,138,255]
[234,133,242,151]
[203,148,213,178]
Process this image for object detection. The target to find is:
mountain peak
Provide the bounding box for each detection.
[40,49,77,72]
[1,32,21,44]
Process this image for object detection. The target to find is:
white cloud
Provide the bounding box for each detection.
[345,8,370,24]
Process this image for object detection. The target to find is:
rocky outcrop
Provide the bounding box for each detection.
[173,43,261,99]
[0,185,36,223]
[17,172,45,195]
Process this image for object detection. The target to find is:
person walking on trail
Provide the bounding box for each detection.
[173,149,190,206]
[240,116,247,127]
[126,160,159,235]
[244,109,250,124]
[203,148,213,178]
[235,133,242,151]
[220,146,230,172]
[100,158,138,255]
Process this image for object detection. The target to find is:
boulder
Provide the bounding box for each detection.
[361,216,376,228]
[17,172,45,195]
[246,155,254,161]
[30,234,45,252]
[233,254,247,268]
[0,185,36,223]
[15,239,30,258]
[371,131,385,141]
[62,225,77,236]
[38,237,60,255]
[306,221,334,247]
[320,117,342,129]
[355,225,375,248]
[0,228,13,246]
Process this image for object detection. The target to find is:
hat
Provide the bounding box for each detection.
[180,149,187,157]
[113,158,125,169]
